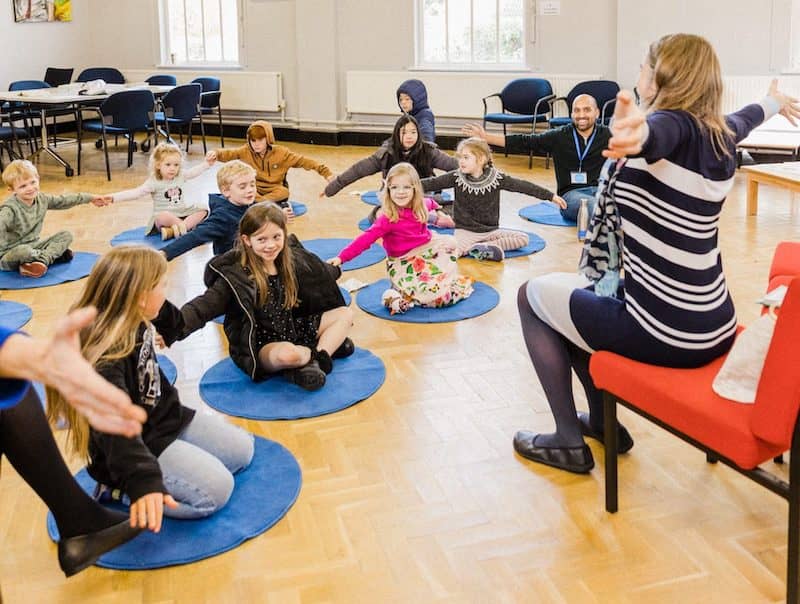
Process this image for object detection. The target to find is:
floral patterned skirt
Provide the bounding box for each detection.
[385,235,474,309]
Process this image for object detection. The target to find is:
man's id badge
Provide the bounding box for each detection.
[570,171,588,185]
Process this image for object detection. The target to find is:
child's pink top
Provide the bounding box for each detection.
[338,198,437,262]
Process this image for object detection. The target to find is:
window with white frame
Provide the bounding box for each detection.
[159,0,241,67]
[417,0,525,68]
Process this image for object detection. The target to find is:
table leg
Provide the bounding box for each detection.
[28,107,74,177]
[747,176,759,216]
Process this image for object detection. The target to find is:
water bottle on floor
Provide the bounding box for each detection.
[577,197,589,241]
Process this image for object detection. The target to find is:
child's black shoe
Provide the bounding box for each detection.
[332,337,355,359]
[315,349,333,374]
[53,249,74,265]
[283,359,326,391]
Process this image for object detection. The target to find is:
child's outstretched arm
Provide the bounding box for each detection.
[499,173,566,209]
[284,149,333,179]
[183,152,217,180]
[328,219,389,266]
[154,280,232,343]
[420,171,457,193]
[321,152,385,198]
[108,182,154,203]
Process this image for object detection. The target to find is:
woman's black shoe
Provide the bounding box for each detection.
[332,337,355,359]
[577,412,634,454]
[283,359,326,391]
[58,519,143,577]
[513,430,594,474]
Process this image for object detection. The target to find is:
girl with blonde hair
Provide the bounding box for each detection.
[513,34,800,474]
[420,137,565,262]
[329,163,474,314]
[110,142,215,240]
[47,246,254,531]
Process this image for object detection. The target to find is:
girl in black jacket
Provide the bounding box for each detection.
[47,247,254,533]
[159,202,354,391]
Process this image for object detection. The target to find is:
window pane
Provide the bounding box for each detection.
[499,0,523,63]
[447,0,471,63]
[167,0,186,64]
[473,0,497,63]
[186,1,204,61]
[220,0,238,62]
[203,0,223,62]
[422,0,446,63]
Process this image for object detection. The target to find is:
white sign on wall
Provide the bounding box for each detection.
[538,0,561,16]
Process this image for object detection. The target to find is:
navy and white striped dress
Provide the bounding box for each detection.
[525,100,775,368]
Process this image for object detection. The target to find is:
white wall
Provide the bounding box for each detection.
[0,0,94,87]
[0,0,795,128]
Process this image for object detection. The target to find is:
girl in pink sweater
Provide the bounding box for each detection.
[329,163,473,314]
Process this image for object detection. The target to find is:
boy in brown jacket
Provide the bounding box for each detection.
[208,121,333,218]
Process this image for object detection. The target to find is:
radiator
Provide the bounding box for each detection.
[122,70,285,113]
[345,71,603,119]
[722,76,800,117]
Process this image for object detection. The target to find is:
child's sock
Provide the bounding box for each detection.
[161,226,175,241]
[175,222,188,237]
[52,249,74,265]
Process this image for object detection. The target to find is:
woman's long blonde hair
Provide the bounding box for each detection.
[237,202,298,308]
[645,33,733,157]
[381,162,428,224]
[46,246,167,459]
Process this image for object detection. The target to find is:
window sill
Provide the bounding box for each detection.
[155,65,245,71]
[409,65,530,73]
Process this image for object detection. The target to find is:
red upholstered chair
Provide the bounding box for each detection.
[589,275,800,603]
[768,241,800,292]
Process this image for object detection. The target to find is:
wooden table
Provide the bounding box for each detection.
[741,162,800,215]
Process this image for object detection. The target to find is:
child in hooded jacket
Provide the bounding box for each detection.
[208,121,333,218]
[397,79,436,143]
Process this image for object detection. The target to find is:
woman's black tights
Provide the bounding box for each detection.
[516,284,607,447]
[0,387,125,539]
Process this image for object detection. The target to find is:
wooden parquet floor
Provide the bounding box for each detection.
[0,135,798,603]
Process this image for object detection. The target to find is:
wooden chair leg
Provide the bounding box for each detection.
[604,391,619,513]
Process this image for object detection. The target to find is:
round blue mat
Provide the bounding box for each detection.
[301,238,385,271]
[519,202,576,227]
[0,300,32,330]
[0,252,99,290]
[47,435,301,570]
[212,287,351,325]
[356,279,499,323]
[360,190,452,206]
[110,227,171,250]
[199,347,385,420]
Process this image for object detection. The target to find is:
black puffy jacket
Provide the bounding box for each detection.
[158,236,345,381]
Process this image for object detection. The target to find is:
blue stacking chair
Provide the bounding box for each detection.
[145,74,178,86]
[78,89,156,180]
[549,80,620,129]
[76,67,125,84]
[482,78,555,168]
[6,80,49,154]
[192,76,223,147]
[154,83,205,152]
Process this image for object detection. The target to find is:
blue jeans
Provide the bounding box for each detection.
[157,411,254,519]
[561,187,598,222]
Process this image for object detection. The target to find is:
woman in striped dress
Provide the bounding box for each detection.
[514,33,800,474]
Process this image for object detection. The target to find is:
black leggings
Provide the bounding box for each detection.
[516,284,608,447]
[0,386,124,539]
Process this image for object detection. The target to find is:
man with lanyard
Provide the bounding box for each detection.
[463,94,610,222]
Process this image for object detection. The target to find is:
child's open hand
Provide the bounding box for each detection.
[462,122,486,139]
[327,257,342,267]
[154,332,166,349]
[768,79,800,126]
[90,195,113,207]
[551,195,567,209]
[604,90,647,159]
[205,150,217,165]
[129,492,179,533]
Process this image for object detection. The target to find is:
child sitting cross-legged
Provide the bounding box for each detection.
[157,202,354,392]
[109,142,214,241]
[329,163,474,314]
[421,138,567,262]
[161,160,257,261]
[47,246,254,531]
[0,160,112,278]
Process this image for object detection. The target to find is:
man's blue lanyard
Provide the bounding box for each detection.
[572,127,597,172]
